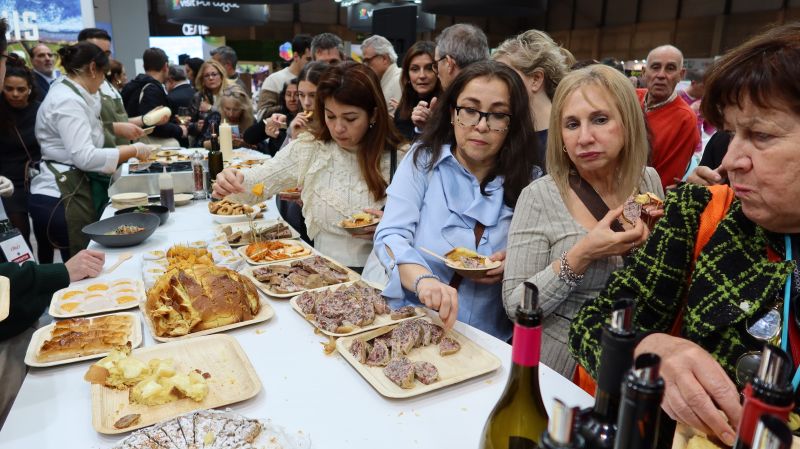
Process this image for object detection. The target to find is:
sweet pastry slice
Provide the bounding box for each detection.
[176,413,196,448]
[384,357,416,389]
[158,420,189,449]
[414,361,440,385]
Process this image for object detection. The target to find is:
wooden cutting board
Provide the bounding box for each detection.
[91,334,261,434]
[335,313,502,399]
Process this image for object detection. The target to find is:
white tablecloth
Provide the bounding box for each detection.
[0,198,593,448]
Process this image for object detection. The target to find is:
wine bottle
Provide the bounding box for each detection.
[207,125,224,196]
[613,353,664,449]
[751,414,793,449]
[733,344,794,449]
[579,298,636,449]
[540,399,584,449]
[480,281,549,449]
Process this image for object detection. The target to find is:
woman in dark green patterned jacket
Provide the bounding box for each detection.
[569,23,800,447]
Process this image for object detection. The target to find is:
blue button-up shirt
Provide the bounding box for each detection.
[375,145,539,341]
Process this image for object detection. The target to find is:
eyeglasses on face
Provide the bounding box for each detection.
[362,54,381,65]
[454,106,512,132]
[431,55,448,75]
[203,72,221,79]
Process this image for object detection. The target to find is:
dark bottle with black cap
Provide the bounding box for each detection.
[207,124,223,196]
[578,298,636,449]
[540,399,584,449]
[480,282,548,448]
[751,414,793,449]
[733,344,794,449]
[613,353,665,449]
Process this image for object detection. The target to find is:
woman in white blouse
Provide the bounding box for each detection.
[213,62,407,269]
[30,42,151,259]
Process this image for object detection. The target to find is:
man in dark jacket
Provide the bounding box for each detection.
[166,64,194,111]
[121,47,187,144]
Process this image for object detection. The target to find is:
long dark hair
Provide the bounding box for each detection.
[279,78,299,117]
[396,41,442,121]
[415,60,540,208]
[0,62,38,131]
[314,62,406,201]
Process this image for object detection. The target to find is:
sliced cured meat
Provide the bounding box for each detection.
[296,291,316,314]
[390,305,416,320]
[367,293,389,314]
[424,321,445,344]
[316,315,341,333]
[390,326,416,357]
[349,338,370,364]
[413,361,440,385]
[439,336,461,356]
[384,357,416,389]
[366,339,391,367]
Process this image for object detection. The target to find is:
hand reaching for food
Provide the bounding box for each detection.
[212,168,245,198]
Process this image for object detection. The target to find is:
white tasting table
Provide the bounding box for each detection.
[0,198,593,448]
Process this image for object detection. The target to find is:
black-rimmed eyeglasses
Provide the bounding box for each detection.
[431,55,448,75]
[454,106,512,132]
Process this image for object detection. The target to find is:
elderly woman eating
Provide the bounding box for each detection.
[568,23,800,447]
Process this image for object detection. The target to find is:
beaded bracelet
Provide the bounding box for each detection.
[558,251,584,288]
[414,273,440,296]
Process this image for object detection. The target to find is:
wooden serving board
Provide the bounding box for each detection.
[91,334,262,434]
[335,314,502,399]
[215,219,301,247]
[0,275,8,322]
[241,257,360,299]
[49,279,144,319]
[289,283,425,337]
[24,312,143,368]
[672,423,800,449]
[237,239,313,266]
[139,294,274,342]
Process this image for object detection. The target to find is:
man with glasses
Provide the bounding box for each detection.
[256,34,312,121]
[29,44,59,100]
[361,35,402,116]
[412,23,489,132]
[121,47,188,146]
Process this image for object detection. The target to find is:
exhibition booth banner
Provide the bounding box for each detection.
[166,0,268,26]
[1,0,84,42]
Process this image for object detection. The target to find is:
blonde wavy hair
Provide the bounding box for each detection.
[220,85,254,132]
[194,59,232,95]
[492,29,569,100]
[547,64,649,200]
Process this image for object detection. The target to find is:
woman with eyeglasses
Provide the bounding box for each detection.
[503,65,661,378]
[213,63,406,270]
[493,30,570,171]
[392,41,442,141]
[188,59,233,137]
[243,78,299,157]
[568,24,800,446]
[198,85,254,149]
[373,61,541,338]
[0,62,40,255]
[30,42,152,259]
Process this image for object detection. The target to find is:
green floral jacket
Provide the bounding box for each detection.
[568,183,794,381]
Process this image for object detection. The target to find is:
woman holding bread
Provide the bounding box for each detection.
[373,61,542,340]
[502,64,662,378]
[30,42,153,259]
[213,62,406,270]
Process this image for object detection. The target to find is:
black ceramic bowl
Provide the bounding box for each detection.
[114,204,169,226]
[82,213,160,248]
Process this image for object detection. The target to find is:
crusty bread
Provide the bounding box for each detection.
[146,264,260,337]
[37,315,133,362]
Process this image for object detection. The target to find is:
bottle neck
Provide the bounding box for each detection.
[512,322,541,368]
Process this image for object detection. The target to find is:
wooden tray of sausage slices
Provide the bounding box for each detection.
[48,278,145,318]
[335,312,501,398]
[91,334,261,434]
[289,280,425,337]
[237,239,313,265]
[242,254,360,298]
[25,312,143,368]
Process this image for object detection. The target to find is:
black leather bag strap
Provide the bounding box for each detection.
[568,170,625,232]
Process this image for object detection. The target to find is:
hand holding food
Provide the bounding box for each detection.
[621,192,664,228]
[212,168,245,198]
[415,277,458,329]
[343,209,383,240]
[65,249,106,281]
[143,106,172,127]
[0,176,13,198]
[113,122,146,140]
[471,250,506,285]
[131,142,155,161]
[264,113,287,138]
[288,110,312,138]
[573,206,649,263]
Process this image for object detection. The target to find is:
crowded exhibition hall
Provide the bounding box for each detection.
[2,0,800,448]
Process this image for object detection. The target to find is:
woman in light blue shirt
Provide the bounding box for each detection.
[374,61,542,341]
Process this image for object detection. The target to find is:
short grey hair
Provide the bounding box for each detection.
[211,45,238,67]
[436,23,489,69]
[168,64,187,82]
[311,33,344,57]
[362,35,397,63]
